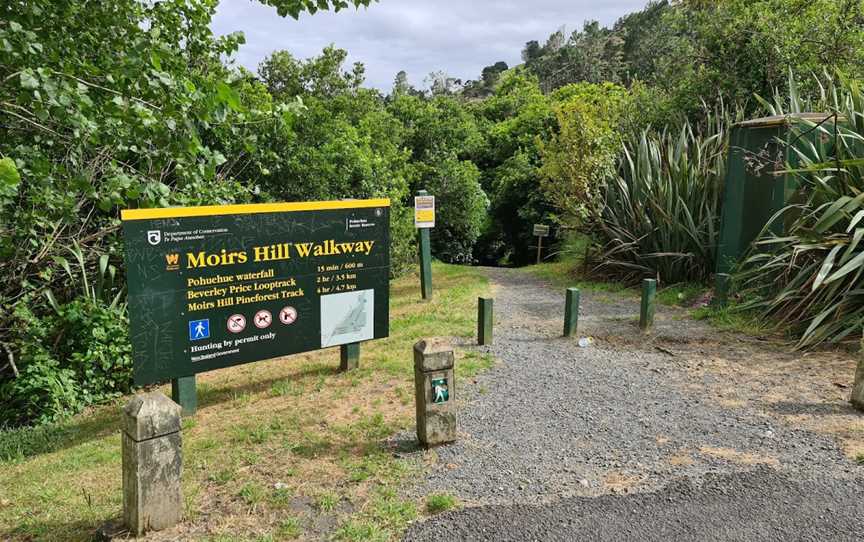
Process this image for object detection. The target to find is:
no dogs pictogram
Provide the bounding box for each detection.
[227,314,246,333]
[279,306,298,325]
[254,310,272,329]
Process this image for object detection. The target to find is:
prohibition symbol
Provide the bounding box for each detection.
[279,306,298,325]
[254,309,272,329]
[227,314,246,333]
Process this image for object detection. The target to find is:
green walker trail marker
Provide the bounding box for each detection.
[564,287,580,338]
[640,278,656,331]
[415,190,435,300]
[714,273,731,308]
[121,199,391,397]
[478,297,493,345]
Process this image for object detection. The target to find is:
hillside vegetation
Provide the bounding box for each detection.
[2,0,864,425]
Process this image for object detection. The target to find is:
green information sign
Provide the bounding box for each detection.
[431,377,449,404]
[122,199,391,385]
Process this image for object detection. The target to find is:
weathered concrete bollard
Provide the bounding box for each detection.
[414,339,457,447]
[122,392,183,536]
[477,297,493,346]
[639,278,656,331]
[851,341,864,412]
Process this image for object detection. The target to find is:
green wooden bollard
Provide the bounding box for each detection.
[478,297,493,345]
[417,190,433,301]
[714,273,731,308]
[564,287,580,337]
[340,342,360,372]
[170,375,197,416]
[640,279,656,331]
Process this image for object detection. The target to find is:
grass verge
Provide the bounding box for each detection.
[0,262,489,541]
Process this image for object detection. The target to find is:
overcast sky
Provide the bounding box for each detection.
[212,0,649,91]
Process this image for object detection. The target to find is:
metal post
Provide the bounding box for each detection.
[418,190,433,300]
[564,288,580,337]
[640,279,656,331]
[714,273,731,308]
[340,342,360,372]
[170,375,197,416]
[478,297,493,345]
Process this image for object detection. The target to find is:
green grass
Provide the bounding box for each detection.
[425,493,459,515]
[692,304,770,336]
[656,283,707,307]
[0,262,490,541]
[275,517,302,539]
[525,260,632,294]
[855,453,864,465]
[457,351,495,379]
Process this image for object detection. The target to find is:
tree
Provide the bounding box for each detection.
[260,46,365,100]
[256,0,375,18]
[539,83,632,223]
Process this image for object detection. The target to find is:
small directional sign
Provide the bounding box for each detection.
[414,195,435,228]
[533,224,550,237]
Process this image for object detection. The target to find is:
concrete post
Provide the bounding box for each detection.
[122,392,183,536]
[850,341,864,412]
[414,339,456,447]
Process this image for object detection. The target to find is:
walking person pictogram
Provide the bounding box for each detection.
[188,319,210,341]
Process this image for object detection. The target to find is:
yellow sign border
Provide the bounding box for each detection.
[121,198,390,221]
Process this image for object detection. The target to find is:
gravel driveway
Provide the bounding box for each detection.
[402,267,864,541]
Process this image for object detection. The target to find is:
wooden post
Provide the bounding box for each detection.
[417,190,433,300]
[640,279,656,331]
[170,375,197,416]
[340,342,360,372]
[714,273,731,308]
[478,297,493,345]
[564,288,580,337]
[535,235,543,265]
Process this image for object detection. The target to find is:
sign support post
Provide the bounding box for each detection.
[170,375,197,416]
[415,190,435,300]
[340,343,360,372]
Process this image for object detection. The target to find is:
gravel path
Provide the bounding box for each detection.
[402,267,863,541]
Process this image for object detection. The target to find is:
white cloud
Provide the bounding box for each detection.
[212,0,649,90]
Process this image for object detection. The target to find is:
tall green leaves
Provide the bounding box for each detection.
[595,109,731,284]
[737,79,864,347]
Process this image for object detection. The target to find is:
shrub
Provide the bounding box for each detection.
[593,109,731,284]
[736,78,864,347]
